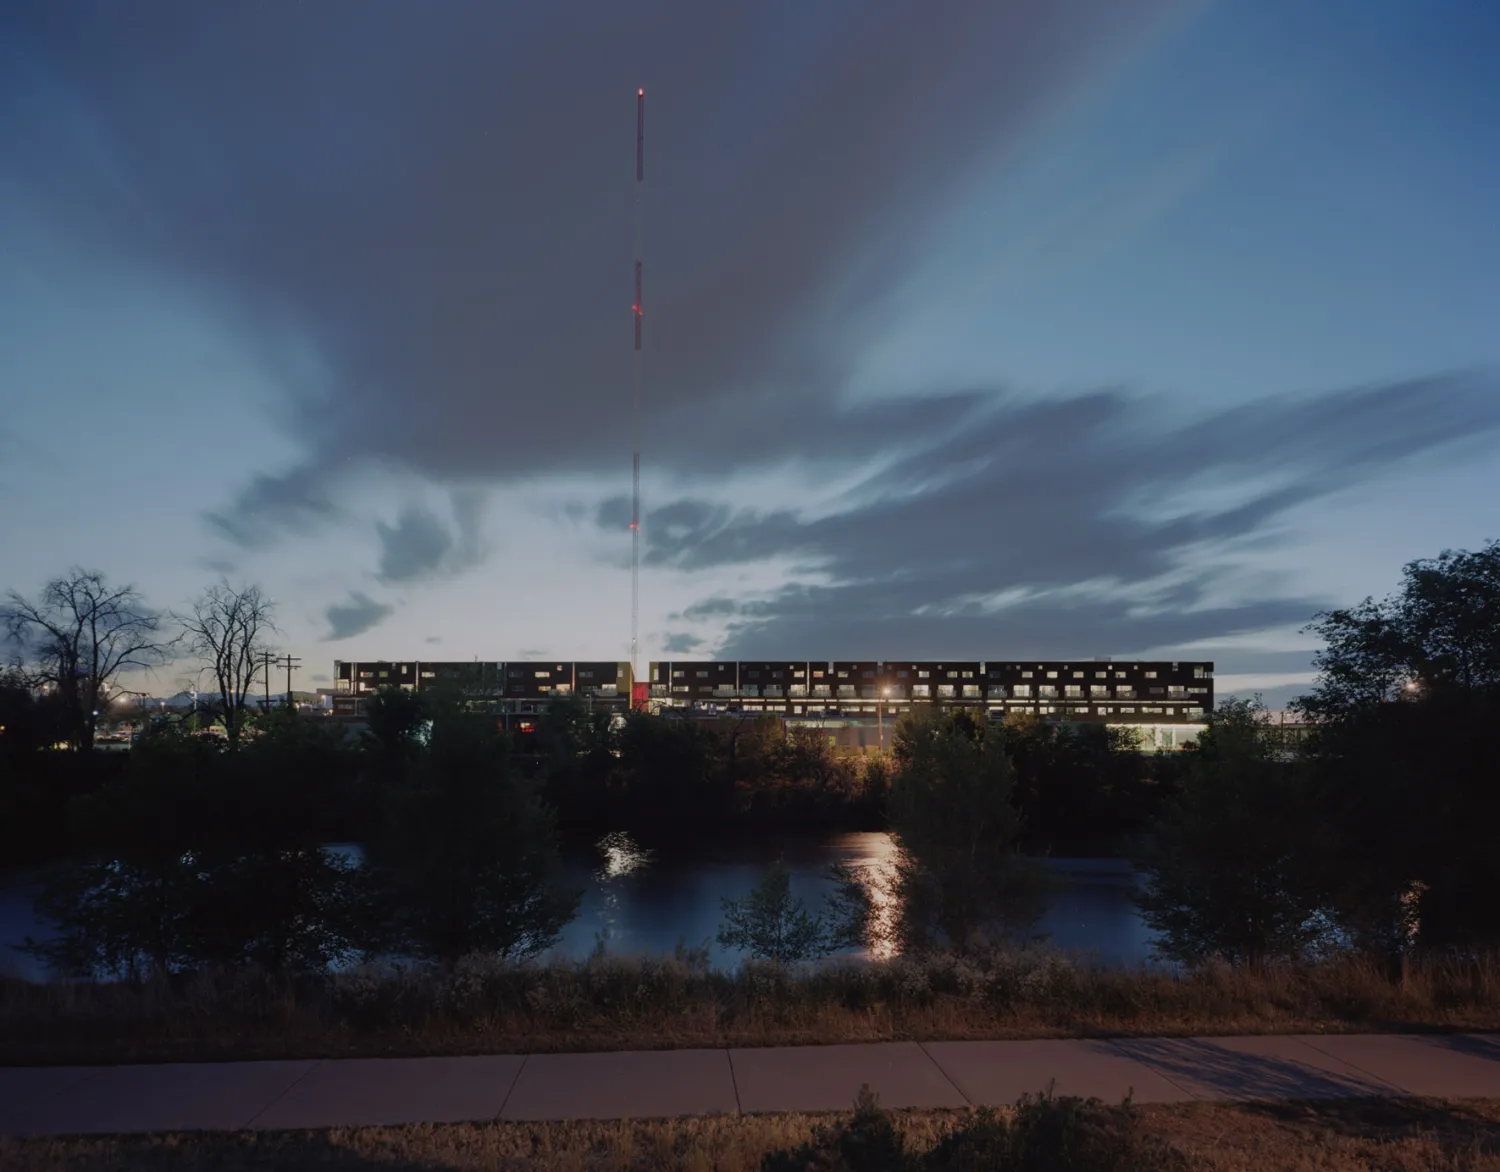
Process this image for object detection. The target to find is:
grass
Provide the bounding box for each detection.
[3,1096,1500,1170]
[3,947,1499,1067]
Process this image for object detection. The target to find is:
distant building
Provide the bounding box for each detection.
[332,658,1212,740]
[331,660,632,724]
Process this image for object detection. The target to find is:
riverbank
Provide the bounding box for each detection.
[5,1096,1500,1170]
[4,948,1498,1067]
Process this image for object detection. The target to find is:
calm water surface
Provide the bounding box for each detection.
[0,832,1160,981]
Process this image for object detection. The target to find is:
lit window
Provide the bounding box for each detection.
[1073,671,1084,679]
[1115,671,1127,679]
[918,671,930,679]
[1064,686,1083,697]
[673,670,685,679]
[1012,684,1031,698]
[534,671,550,678]
[1021,671,1033,679]
[1096,671,1108,679]
[1145,671,1157,679]
[696,671,708,678]
[1047,671,1058,679]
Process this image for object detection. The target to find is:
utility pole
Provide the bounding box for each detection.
[260,650,275,712]
[280,654,302,709]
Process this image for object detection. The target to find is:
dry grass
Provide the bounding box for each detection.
[3,948,1499,1067]
[3,1098,1500,1171]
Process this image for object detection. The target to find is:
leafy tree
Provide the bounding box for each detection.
[361,684,430,769]
[2,569,168,751]
[365,700,580,964]
[613,712,736,828]
[531,693,619,828]
[173,581,276,747]
[1135,698,1324,965]
[1298,541,1500,719]
[0,666,71,757]
[25,722,371,978]
[718,858,871,963]
[886,708,1043,954]
[1293,541,1500,955]
[23,729,219,979]
[1006,715,1156,855]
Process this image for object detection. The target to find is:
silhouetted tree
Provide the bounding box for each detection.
[25,720,370,978]
[717,858,870,963]
[173,581,276,747]
[1295,541,1500,955]
[364,700,579,963]
[3,569,168,751]
[1006,715,1156,855]
[1135,698,1324,965]
[361,684,429,770]
[886,708,1042,953]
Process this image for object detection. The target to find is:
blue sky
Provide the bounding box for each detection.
[1,0,1496,707]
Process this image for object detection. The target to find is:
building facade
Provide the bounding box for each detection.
[648,659,1212,723]
[333,658,1212,727]
[331,659,632,720]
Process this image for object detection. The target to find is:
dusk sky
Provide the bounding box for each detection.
[2,1,1496,706]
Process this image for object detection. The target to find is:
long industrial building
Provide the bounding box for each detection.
[333,658,1212,735]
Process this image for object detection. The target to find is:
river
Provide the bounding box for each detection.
[0,832,1160,981]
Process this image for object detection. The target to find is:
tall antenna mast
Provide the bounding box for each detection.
[630,86,645,685]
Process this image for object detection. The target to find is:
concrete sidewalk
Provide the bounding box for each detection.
[3,1033,1499,1137]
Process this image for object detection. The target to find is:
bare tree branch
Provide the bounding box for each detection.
[172,581,277,747]
[2,569,169,751]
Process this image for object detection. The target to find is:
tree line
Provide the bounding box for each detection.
[7,539,1497,976]
[3,570,279,754]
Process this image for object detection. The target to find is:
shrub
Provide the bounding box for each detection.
[761,1086,908,1172]
[759,1084,1183,1172]
[718,859,871,964]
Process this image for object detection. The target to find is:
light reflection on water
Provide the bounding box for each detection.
[550,831,1160,970]
[1,832,1161,981]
